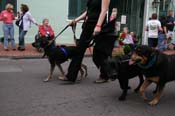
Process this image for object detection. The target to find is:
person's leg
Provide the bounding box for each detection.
[153,38,158,48]
[66,46,87,82]
[3,24,9,50]
[18,28,22,49]
[92,46,101,69]
[158,34,166,51]
[94,35,116,83]
[93,46,108,82]
[19,28,27,50]
[94,52,109,83]
[99,39,116,80]
[148,38,152,47]
[9,24,16,49]
[66,22,95,82]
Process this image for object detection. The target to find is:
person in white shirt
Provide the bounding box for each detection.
[17,4,38,51]
[145,13,162,48]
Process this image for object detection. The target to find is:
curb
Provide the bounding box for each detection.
[0,54,92,60]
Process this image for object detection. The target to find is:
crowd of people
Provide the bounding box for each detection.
[145,11,175,51]
[0,1,175,83]
[0,3,38,51]
[116,10,175,55]
[0,0,117,83]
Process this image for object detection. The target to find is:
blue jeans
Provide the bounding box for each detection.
[19,28,27,49]
[158,33,166,51]
[3,23,15,49]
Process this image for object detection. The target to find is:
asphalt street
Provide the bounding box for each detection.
[0,57,175,116]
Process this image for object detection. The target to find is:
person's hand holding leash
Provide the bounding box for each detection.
[69,19,76,27]
[93,24,101,35]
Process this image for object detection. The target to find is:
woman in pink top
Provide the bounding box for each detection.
[0,3,16,51]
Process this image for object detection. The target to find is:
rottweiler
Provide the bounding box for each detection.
[104,55,144,101]
[34,37,88,82]
[130,45,175,106]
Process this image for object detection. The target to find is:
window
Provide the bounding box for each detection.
[0,0,17,13]
[68,0,88,19]
[68,0,117,19]
[159,0,170,16]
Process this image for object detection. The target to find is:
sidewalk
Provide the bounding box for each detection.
[0,43,93,59]
[0,42,122,59]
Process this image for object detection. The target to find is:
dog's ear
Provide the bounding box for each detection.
[135,45,153,58]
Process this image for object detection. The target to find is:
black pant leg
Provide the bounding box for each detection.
[66,22,95,82]
[66,46,87,82]
[93,35,116,80]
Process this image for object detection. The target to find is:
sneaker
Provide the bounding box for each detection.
[94,78,108,83]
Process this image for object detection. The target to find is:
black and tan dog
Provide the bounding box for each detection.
[130,45,175,106]
[104,55,144,101]
[34,37,88,82]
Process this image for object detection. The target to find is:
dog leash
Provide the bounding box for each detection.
[53,24,70,41]
[47,24,70,46]
[71,23,79,45]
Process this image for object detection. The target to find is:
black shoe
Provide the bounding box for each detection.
[18,47,25,51]
[20,48,25,51]
[4,48,9,51]
[17,47,21,50]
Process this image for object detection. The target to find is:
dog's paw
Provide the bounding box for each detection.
[148,99,159,106]
[77,75,86,81]
[118,92,127,101]
[58,76,66,81]
[118,95,126,101]
[43,76,52,82]
[43,78,51,82]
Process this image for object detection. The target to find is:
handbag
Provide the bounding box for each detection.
[15,13,25,27]
[15,19,20,26]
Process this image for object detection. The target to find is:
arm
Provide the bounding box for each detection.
[49,25,55,38]
[145,26,148,31]
[27,12,38,25]
[0,11,5,21]
[158,21,163,32]
[94,0,110,34]
[69,11,87,26]
[39,25,46,37]
[12,12,16,20]
[158,26,163,32]
[0,12,2,21]
[74,11,87,22]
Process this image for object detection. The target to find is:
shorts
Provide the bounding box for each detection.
[148,38,158,48]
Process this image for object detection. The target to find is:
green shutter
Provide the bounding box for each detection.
[68,0,88,19]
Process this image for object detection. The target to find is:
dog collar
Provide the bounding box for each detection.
[137,54,157,69]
